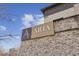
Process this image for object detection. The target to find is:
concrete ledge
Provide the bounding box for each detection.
[44,4,79,23]
[54,16,79,32]
[62,7,75,18]
[74,4,79,15]
[45,7,76,22]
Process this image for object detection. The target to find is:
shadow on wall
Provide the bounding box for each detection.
[21,28,32,41]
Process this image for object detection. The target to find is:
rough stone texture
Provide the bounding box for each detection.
[54,17,79,32]
[18,16,79,56]
[0,51,9,56]
[75,16,79,27]
[9,48,18,56]
[18,29,79,56]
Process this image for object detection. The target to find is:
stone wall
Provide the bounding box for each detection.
[18,15,79,56]
[0,51,9,56]
[44,4,79,23]
[9,48,18,56]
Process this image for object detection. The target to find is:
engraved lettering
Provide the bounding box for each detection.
[46,25,51,31]
[34,28,38,33]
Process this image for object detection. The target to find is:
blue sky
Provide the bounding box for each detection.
[0,3,51,52]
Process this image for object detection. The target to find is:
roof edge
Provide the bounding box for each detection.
[41,3,64,13]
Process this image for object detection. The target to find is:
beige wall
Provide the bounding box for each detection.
[0,51,9,56]
[44,4,79,23]
[9,48,18,56]
[18,15,79,56]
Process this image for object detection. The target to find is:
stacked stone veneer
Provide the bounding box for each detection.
[18,4,79,56]
[17,15,79,56]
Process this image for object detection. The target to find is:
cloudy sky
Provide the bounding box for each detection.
[0,3,51,52]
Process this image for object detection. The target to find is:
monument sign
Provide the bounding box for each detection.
[22,21,54,41]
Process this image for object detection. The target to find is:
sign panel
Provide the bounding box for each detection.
[21,28,32,41]
[21,21,54,41]
[31,21,54,38]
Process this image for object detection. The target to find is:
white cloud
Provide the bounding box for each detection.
[0,36,12,39]
[35,14,43,18]
[22,14,34,22]
[21,14,44,29]
[0,25,7,31]
[22,14,34,29]
[36,16,44,25]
